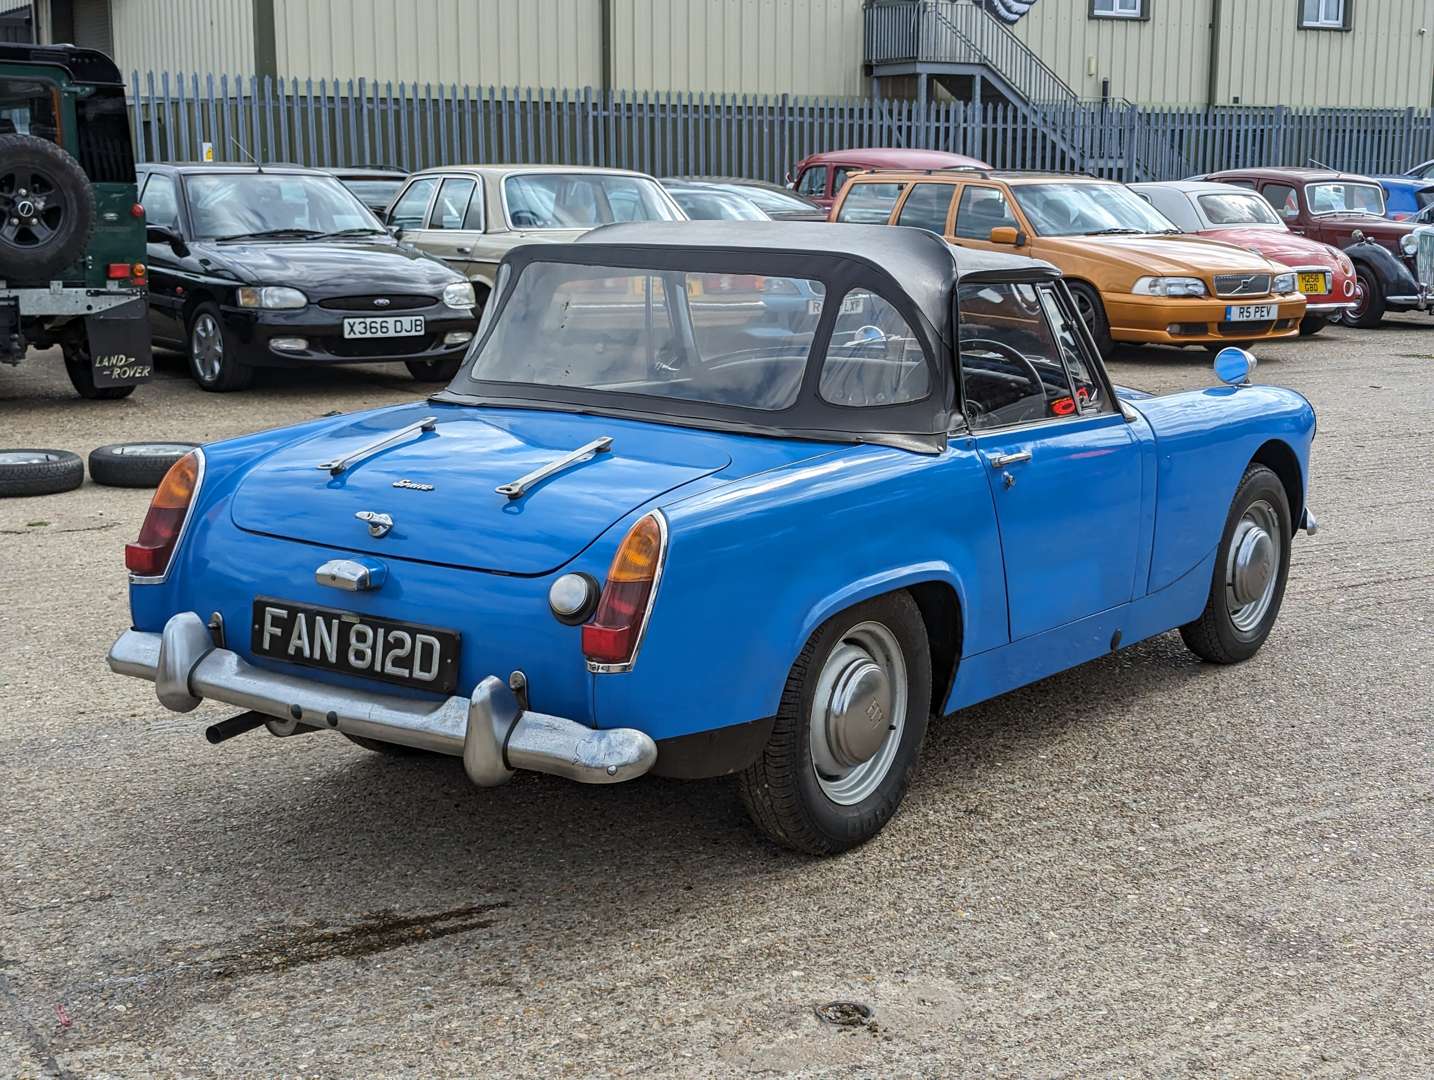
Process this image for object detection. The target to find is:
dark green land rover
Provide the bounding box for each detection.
[0,41,151,399]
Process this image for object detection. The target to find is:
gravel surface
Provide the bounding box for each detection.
[1,329,1430,1079]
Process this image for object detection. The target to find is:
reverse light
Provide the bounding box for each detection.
[582,512,667,671]
[1133,276,1207,297]
[236,286,308,309]
[125,451,202,578]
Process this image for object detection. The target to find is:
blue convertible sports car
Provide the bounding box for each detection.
[108,222,1317,854]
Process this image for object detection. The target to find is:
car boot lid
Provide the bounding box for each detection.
[229,403,732,575]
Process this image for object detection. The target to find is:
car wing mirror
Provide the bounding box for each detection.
[988,226,1025,246]
[1213,346,1256,386]
[146,224,188,255]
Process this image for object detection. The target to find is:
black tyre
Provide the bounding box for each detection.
[186,302,253,391]
[0,449,84,498]
[1180,464,1292,664]
[405,357,462,382]
[1341,265,1385,329]
[1298,315,1327,337]
[88,442,199,488]
[0,134,95,282]
[738,591,932,855]
[343,733,428,756]
[1068,282,1115,359]
[62,334,137,401]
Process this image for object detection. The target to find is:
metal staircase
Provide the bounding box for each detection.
[864,0,1155,179]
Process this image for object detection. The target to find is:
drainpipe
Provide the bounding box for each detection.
[600,0,613,93]
[1206,0,1223,109]
[252,0,277,82]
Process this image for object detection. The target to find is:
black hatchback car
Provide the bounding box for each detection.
[137,163,479,391]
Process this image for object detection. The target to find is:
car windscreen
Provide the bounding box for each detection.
[341,178,405,206]
[459,261,824,411]
[184,173,382,239]
[1306,182,1385,216]
[669,190,766,221]
[1012,183,1177,237]
[503,174,681,229]
[1198,192,1283,226]
[719,184,819,215]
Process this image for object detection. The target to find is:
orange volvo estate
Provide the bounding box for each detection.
[832,170,1307,357]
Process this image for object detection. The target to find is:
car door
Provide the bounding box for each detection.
[957,277,1144,640]
[138,171,186,345]
[1259,181,1307,237]
[949,183,1021,251]
[414,174,480,279]
[387,174,441,248]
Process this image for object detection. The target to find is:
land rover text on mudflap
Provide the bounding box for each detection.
[0,42,151,399]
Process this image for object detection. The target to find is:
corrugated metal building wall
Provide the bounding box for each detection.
[610,0,864,96]
[1004,0,1434,108]
[101,0,863,96]
[1213,0,1434,109]
[111,0,255,75]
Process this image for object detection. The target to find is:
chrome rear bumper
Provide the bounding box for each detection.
[108,612,657,787]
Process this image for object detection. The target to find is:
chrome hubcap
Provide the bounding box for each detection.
[1226,499,1281,633]
[191,315,223,381]
[809,620,907,805]
[0,451,60,465]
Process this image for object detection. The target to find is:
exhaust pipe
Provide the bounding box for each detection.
[204,710,267,745]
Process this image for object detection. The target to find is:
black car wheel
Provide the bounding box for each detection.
[1298,315,1328,337]
[1068,282,1115,359]
[0,135,95,282]
[405,357,463,382]
[88,442,199,488]
[0,449,85,498]
[738,591,931,855]
[62,334,136,401]
[1341,266,1384,329]
[187,302,253,392]
[1180,464,1292,664]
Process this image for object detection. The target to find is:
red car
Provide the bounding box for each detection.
[787,148,990,211]
[1204,167,1431,328]
[1132,180,1357,335]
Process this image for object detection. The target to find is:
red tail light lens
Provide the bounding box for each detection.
[125,452,201,576]
[106,262,131,279]
[581,513,666,669]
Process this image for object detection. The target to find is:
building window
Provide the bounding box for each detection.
[1299,0,1351,29]
[1090,0,1146,19]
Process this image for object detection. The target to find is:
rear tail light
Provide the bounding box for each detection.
[130,202,145,219]
[581,512,667,671]
[125,451,202,577]
[106,263,130,279]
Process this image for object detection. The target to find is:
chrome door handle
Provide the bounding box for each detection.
[989,451,1032,468]
[455,246,472,254]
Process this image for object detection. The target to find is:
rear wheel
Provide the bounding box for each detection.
[1180,464,1292,664]
[187,302,253,391]
[1068,282,1115,360]
[737,592,931,855]
[1341,265,1385,328]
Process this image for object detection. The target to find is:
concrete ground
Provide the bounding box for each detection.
[1,325,1430,1079]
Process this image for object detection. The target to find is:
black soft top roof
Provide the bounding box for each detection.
[582,221,1056,334]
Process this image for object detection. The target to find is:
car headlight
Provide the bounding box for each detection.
[1273,272,1297,294]
[236,286,308,310]
[1400,232,1419,256]
[1133,276,1207,297]
[442,281,476,309]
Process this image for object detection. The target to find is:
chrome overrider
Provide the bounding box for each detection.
[107,611,658,786]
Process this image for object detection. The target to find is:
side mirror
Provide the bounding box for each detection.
[146,224,187,255]
[1213,346,1256,386]
[989,226,1024,246]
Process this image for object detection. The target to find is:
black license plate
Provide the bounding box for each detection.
[251,598,460,694]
